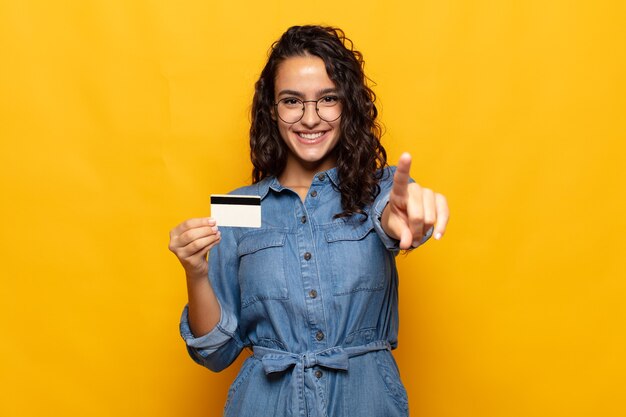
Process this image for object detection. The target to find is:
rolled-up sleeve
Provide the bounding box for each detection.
[179,226,244,372]
[180,300,238,348]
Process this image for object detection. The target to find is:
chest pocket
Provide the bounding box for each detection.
[324,220,390,296]
[237,230,289,308]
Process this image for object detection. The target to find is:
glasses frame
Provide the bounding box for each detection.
[273,96,342,124]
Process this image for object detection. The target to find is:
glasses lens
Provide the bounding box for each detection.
[277,98,304,123]
[317,95,341,122]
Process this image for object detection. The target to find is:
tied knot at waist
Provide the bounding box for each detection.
[253,340,391,375]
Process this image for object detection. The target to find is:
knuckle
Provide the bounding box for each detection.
[168,237,183,252]
[180,229,195,243]
[189,239,203,252]
[411,216,424,226]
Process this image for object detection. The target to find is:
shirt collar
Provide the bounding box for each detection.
[323,167,340,188]
[256,167,340,200]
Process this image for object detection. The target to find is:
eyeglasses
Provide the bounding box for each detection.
[274,95,342,124]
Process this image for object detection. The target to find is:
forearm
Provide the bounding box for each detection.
[186,271,221,337]
[180,267,243,372]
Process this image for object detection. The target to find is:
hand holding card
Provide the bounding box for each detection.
[210,195,261,228]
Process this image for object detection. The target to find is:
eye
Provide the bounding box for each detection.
[319,95,339,104]
[281,98,301,107]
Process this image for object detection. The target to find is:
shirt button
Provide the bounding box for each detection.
[317,173,326,181]
[309,289,317,298]
[310,190,318,198]
[304,252,312,261]
[314,370,323,379]
[315,330,325,341]
[300,215,307,224]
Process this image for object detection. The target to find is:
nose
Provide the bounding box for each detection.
[300,101,321,127]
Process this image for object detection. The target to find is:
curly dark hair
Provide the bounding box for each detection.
[250,25,388,219]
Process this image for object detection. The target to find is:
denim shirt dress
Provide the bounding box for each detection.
[180,166,431,417]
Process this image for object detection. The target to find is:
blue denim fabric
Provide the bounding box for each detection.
[180,166,431,417]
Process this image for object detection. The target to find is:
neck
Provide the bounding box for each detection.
[278,154,336,187]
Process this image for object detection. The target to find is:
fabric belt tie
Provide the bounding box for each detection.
[252,340,391,417]
[253,340,391,375]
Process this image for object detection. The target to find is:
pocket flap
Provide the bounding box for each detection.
[237,231,287,256]
[325,221,374,242]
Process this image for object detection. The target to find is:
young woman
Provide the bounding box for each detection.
[169,25,449,417]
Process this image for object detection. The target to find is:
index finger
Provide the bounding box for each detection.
[391,152,412,199]
[171,217,215,236]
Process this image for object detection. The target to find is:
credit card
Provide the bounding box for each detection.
[210,194,261,228]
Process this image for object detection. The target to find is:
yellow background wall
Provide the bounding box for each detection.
[1,1,624,416]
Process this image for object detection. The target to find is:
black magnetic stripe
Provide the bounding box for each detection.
[211,196,261,206]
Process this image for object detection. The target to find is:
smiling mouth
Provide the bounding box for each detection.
[297,131,326,140]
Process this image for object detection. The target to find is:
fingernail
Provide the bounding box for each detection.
[207,218,216,226]
[211,226,219,233]
[435,232,442,240]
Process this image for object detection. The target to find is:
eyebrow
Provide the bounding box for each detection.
[276,88,338,98]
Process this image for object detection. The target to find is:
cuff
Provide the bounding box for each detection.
[179,301,238,355]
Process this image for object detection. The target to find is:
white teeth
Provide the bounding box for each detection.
[298,132,324,140]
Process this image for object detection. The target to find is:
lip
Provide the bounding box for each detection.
[294,130,329,145]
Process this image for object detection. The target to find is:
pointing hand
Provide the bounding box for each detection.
[381,153,449,250]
